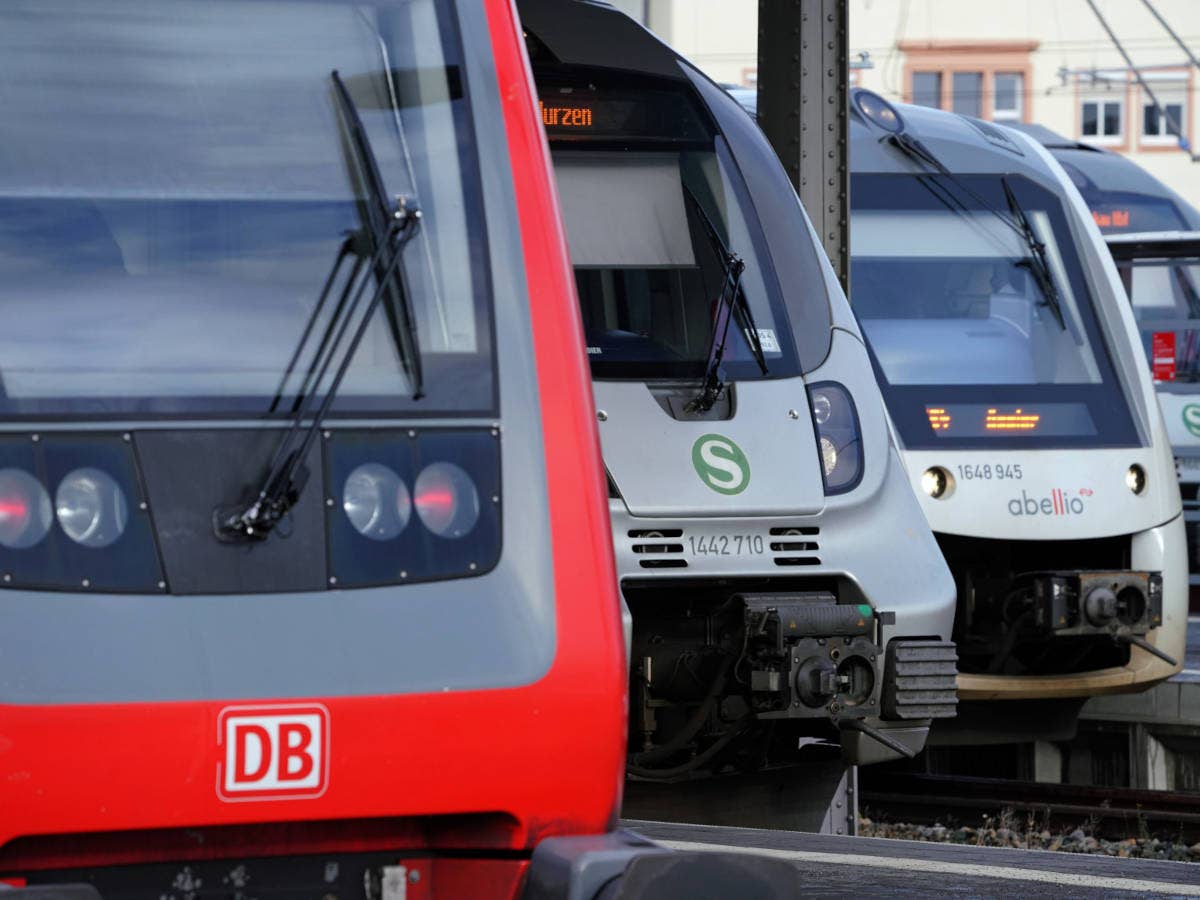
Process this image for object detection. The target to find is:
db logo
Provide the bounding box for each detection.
[217,704,329,802]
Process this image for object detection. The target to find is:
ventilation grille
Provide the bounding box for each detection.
[882,640,958,720]
[769,526,820,567]
[628,527,822,568]
[960,115,1024,155]
[629,529,687,569]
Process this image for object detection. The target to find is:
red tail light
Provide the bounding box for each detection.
[0,468,52,549]
[414,463,480,538]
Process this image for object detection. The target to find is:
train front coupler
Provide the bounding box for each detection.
[742,593,957,760]
[1024,570,1175,665]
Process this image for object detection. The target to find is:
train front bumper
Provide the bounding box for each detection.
[958,516,1187,701]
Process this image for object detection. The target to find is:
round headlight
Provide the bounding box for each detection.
[811,391,833,425]
[854,89,904,134]
[1126,464,1147,495]
[921,466,953,500]
[342,463,411,541]
[819,437,838,477]
[0,468,53,550]
[415,462,480,539]
[55,468,128,548]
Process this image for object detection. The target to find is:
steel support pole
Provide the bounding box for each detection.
[757,0,850,293]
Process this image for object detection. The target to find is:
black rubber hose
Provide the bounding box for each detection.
[987,610,1034,675]
[627,720,750,781]
[630,654,734,768]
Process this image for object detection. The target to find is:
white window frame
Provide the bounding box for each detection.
[992,72,1023,122]
[1080,97,1124,145]
[1140,81,1186,146]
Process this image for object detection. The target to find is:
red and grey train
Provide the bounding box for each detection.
[0,0,660,896]
[0,0,955,895]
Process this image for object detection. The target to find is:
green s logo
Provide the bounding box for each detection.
[691,434,751,495]
[1184,404,1200,438]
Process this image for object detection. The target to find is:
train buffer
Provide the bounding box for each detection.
[625,820,1200,897]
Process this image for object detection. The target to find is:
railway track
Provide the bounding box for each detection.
[859,772,1200,843]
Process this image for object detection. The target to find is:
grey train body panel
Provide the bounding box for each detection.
[0,0,559,706]
[595,378,826,518]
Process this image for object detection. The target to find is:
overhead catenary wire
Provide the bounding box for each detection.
[1082,0,1196,160]
[1139,0,1200,76]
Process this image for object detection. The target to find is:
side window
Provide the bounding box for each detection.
[1081,98,1123,143]
[951,71,982,118]
[992,73,1023,122]
[912,71,942,109]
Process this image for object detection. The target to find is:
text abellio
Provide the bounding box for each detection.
[1007,489,1084,517]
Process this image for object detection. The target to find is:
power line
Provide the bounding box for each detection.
[1140,0,1200,76]
[1084,0,1196,160]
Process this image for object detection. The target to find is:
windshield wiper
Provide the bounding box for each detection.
[683,187,768,414]
[883,133,1067,332]
[1002,177,1066,331]
[214,70,424,543]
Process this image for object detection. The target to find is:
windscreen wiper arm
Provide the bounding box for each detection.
[883,133,1067,331]
[682,187,768,413]
[332,69,424,399]
[214,71,424,543]
[1002,177,1066,331]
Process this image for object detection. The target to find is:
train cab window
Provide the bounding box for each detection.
[852,173,1139,448]
[1115,250,1200,383]
[539,77,797,381]
[0,0,494,418]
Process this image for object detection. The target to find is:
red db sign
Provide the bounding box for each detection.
[217,704,329,801]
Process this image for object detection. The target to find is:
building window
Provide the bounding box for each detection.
[1142,95,1185,143]
[1081,99,1122,141]
[913,71,941,109]
[993,72,1023,121]
[900,42,1036,123]
[951,71,982,117]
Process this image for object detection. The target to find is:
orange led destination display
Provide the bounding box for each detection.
[540,101,594,129]
[926,408,952,431]
[984,408,1041,431]
[1091,208,1131,230]
[924,403,1096,438]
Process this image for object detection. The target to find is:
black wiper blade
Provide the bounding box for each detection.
[889,132,951,177]
[213,71,424,543]
[682,187,768,414]
[883,132,1068,332]
[332,69,424,399]
[1002,177,1066,331]
[686,255,745,415]
[684,186,768,377]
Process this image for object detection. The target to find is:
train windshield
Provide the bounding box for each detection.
[1113,242,1200,386]
[539,77,798,380]
[0,0,493,418]
[852,173,1139,449]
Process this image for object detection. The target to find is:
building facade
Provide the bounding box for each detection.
[628,0,1200,205]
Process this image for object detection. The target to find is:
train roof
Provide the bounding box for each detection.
[1007,121,1200,230]
[518,0,684,80]
[849,89,1057,185]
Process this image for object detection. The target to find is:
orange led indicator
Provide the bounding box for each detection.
[540,101,594,128]
[926,407,952,431]
[984,407,1040,431]
[1091,208,1131,229]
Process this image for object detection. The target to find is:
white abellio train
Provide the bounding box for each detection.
[849,90,1185,715]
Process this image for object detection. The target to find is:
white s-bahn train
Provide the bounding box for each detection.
[848,91,1185,726]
